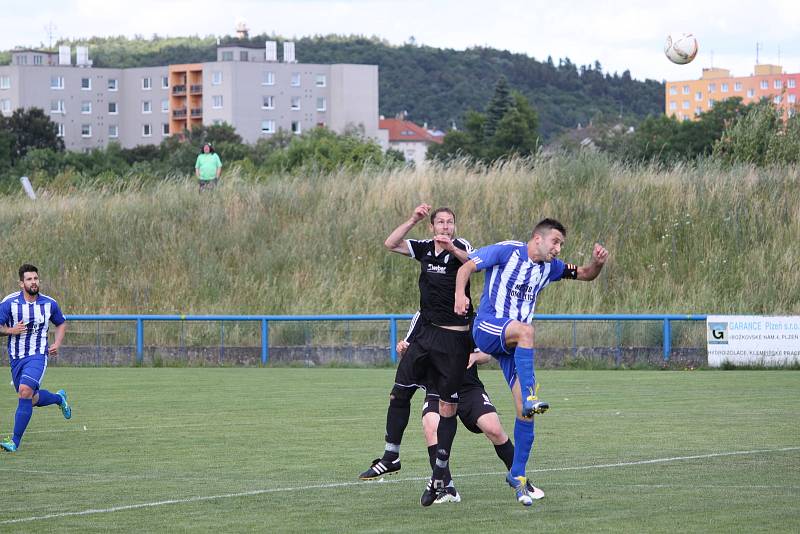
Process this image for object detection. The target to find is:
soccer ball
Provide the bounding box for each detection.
[664,33,698,64]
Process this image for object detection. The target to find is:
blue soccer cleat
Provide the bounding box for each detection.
[522,383,549,418]
[506,472,533,506]
[0,437,17,452]
[57,389,72,420]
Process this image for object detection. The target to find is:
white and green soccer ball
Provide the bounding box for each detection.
[664,33,699,65]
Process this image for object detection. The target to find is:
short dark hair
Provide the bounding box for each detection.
[430,207,455,225]
[532,218,567,239]
[201,142,215,154]
[19,264,38,281]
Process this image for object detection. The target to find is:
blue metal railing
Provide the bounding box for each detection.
[65,313,707,365]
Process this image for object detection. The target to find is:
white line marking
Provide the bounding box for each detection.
[1,446,798,525]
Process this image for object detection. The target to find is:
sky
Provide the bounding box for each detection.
[3,0,800,82]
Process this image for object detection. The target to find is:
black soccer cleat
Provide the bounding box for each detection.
[421,478,446,507]
[359,457,401,480]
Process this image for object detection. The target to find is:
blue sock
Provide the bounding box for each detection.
[13,398,34,448]
[36,389,62,407]
[510,418,534,478]
[514,347,535,395]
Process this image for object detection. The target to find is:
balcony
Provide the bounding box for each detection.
[172,108,187,119]
[172,85,186,95]
[190,107,203,117]
[189,84,203,95]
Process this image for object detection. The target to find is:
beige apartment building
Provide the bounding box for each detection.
[0,42,379,151]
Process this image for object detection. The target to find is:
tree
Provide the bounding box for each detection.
[484,76,513,139]
[2,108,64,163]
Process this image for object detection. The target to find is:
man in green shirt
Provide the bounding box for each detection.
[195,143,222,191]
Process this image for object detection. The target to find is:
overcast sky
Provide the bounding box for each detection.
[3,0,800,82]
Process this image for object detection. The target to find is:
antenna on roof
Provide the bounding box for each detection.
[44,21,57,49]
[755,42,760,65]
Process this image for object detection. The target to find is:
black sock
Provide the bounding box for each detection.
[383,395,411,460]
[494,438,515,470]
[427,444,437,469]
[432,415,457,484]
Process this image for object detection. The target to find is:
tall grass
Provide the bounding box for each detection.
[1,153,798,316]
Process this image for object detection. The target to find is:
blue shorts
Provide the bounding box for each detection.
[473,316,535,389]
[10,355,48,392]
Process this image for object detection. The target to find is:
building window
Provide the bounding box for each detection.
[315,74,326,87]
[721,83,728,92]
[788,79,796,89]
[15,55,27,65]
[291,96,301,110]
[709,98,715,108]
[774,95,782,104]
[162,123,170,136]
[0,99,11,114]
[261,120,275,134]
[734,82,742,91]
[50,76,64,89]
[774,80,782,89]
[682,85,689,94]
[291,120,301,134]
[108,124,119,138]
[212,95,223,108]
[262,71,275,85]
[81,77,91,90]
[81,101,92,114]
[142,124,152,137]
[108,78,118,91]
[747,88,755,98]
[695,92,702,101]
[142,77,152,90]
[108,102,118,114]
[240,51,248,61]
[316,97,326,111]
[291,73,301,87]
[708,83,715,92]
[760,80,768,89]
[222,51,233,61]
[161,99,169,113]
[212,71,223,85]
[682,100,689,109]
[81,124,92,137]
[669,86,677,95]
[0,76,10,89]
[50,100,65,114]
[695,107,702,116]
[161,76,169,89]
[788,94,797,104]
[142,100,152,113]
[262,95,274,109]
[33,55,43,65]
[56,123,64,138]
[669,101,677,110]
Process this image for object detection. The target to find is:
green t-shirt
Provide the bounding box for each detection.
[195,153,222,181]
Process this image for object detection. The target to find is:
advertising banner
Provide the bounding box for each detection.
[706,315,800,367]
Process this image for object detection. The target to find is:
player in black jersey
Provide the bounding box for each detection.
[358,204,474,506]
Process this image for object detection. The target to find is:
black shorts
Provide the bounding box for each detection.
[404,324,471,403]
[422,385,498,434]
[393,337,432,394]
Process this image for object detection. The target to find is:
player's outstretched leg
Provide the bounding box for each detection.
[506,472,533,506]
[35,389,72,420]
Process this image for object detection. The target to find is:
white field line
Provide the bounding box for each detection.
[1,446,798,525]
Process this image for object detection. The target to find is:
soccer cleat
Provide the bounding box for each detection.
[522,383,549,417]
[57,389,72,420]
[358,457,400,480]
[526,480,545,500]
[434,482,461,504]
[506,472,533,506]
[0,437,17,452]
[421,478,446,507]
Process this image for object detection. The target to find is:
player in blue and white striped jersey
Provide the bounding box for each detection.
[0,264,71,452]
[454,219,608,506]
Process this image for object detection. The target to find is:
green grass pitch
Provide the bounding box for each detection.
[0,368,798,532]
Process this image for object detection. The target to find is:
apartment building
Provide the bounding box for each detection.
[666,64,799,121]
[0,42,379,150]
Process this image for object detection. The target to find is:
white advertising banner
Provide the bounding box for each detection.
[706,315,800,367]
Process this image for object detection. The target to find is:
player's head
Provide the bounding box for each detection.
[529,218,566,262]
[18,264,40,296]
[429,207,456,238]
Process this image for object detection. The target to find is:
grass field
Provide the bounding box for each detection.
[0,368,797,533]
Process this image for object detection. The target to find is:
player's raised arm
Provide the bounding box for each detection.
[384,203,432,255]
[454,259,477,315]
[576,243,609,281]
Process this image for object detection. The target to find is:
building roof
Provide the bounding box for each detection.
[379,118,443,144]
